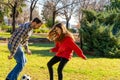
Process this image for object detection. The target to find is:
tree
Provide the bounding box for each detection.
[43,0,61,26]
[0,0,26,33]
[17,6,40,24]
[0,5,4,23]
[43,0,77,26]
[74,0,91,49]
[0,1,11,23]
[42,1,53,22]
[59,0,77,28]
[106,0,120,10]
[27,0,39,21]
[75,0,109,24]
[74,0,109,49]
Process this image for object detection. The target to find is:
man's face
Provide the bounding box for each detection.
[31,22,42,29]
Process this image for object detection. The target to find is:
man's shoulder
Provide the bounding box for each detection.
[19,22,31,28]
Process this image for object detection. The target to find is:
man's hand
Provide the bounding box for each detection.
[26,49,32,55]
[8,54,13,60]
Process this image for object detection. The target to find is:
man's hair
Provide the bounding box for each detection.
[32,17,42,24]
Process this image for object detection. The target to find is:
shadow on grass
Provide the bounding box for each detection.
[31,48,99,59]
[29,43,54,47]
[31,49,54,56]
[29,43,54,57]
[29,43,117,59]
[30,49,96,59]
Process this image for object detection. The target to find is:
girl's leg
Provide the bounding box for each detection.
[57,58,68,80]
[47,56,61,80]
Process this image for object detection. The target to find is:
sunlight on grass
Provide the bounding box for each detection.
[0,43,120,80]
[30,33,48,38]
[0,32,11,38]
[0,32,47,39]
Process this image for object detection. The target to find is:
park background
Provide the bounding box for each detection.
[0,0,120,80]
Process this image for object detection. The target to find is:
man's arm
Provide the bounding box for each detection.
[24,40,32,55]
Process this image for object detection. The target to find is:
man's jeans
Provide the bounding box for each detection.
[6,44,27,80]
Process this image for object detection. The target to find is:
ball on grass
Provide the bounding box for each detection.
[21,74,31,80]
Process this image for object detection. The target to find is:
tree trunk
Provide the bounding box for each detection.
[66,20,69,29]
[80,34,83,49]
[52,11,56,26]
[12,6,16,33]
[30,7,33,21]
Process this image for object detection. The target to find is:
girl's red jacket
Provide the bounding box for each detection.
[51,36,86,60]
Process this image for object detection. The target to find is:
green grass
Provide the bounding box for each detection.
[30,33,48,38]
[0,32,11,38]
[0,43,120,80]
[0,32,47,38]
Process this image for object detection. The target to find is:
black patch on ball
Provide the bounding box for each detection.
[22,75,26,79]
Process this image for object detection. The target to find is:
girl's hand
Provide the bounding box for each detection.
[49,50,52,53]
[84,57,87,60]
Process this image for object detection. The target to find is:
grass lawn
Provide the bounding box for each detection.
[0,32,47,38]
[0,43,120,80]
[0,32,11,38]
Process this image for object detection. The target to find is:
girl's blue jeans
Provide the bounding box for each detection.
[6,44,27,80]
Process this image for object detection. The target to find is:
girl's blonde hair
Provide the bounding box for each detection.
[48,23,75,42]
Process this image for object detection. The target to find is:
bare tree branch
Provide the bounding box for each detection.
[57,1,78,12]
[32,0,38,11]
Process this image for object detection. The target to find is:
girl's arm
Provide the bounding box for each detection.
[51,42,59,53]
[69,39,87,60]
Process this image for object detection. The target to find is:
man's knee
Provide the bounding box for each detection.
[17,62,26,71]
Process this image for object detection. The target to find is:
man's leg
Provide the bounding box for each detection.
[6,45,27,80]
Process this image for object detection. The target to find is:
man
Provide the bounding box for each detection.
[6,17,42,80]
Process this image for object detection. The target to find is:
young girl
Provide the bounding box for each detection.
[47,23,87,80]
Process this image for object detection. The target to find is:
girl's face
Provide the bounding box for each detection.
[48,26,62,41]
[55,27,62,36]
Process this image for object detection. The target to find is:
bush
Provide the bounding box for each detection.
[0,23,12,32]
[79,2,120,58]
[82,9,97,23]
[69,28,77,33]
[80,20,120,57]
[33,28,49,33]
[81,9,120,35]
[112,13,120,34]
[104,13,117,25]
[33,23,50,33]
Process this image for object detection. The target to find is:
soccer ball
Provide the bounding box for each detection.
[21,74,31,80]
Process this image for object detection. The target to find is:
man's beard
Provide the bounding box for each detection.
[31,25,36,29]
